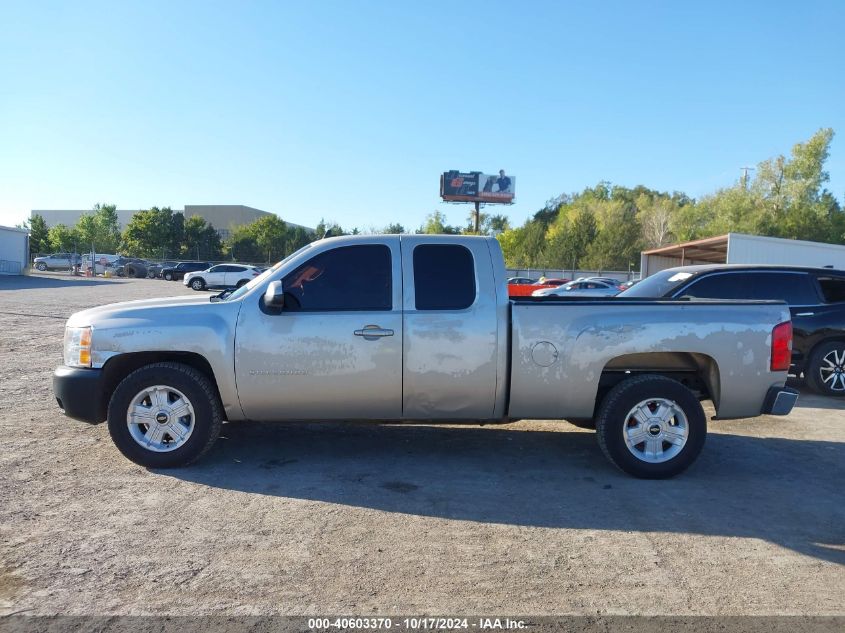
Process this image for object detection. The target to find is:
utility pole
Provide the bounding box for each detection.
[740,166,755,190]
[473,201,481,234]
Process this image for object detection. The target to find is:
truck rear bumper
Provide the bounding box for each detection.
[53,366,106,424]
[762,385,799,416]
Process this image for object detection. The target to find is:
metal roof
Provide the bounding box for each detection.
[642,234,730,263]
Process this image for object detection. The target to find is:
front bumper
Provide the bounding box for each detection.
[762,385,799,416]
[53,366,107,424]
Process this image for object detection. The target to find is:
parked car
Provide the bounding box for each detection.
[183,264,262,291]
[618,264,845,396]
[147,261,179,279]
[53,235,796,478]
[511,277,573,297]
[532,279,621,297]
[33,253,80,271]
[584,276,625,286]
[618,280,639,291]
[534,278,569,286]
[80,254,121,274]
[159,261,212,281]
[507,277,535,285]
[108,257,149,278]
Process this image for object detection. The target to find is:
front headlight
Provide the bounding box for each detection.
[64,326,92,367]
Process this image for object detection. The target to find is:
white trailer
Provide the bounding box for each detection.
[641,232,845,277]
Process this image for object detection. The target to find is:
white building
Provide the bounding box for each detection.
[0,225,29,275]
[641,232,845,277]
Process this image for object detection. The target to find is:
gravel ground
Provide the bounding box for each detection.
[0,273,843,616]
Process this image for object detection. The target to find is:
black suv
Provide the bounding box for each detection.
[619,264,845,396]
[160,261,211,281]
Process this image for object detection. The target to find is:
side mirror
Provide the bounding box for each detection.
[264,280,285,308]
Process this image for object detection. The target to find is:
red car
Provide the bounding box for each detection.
[508,277,570,297]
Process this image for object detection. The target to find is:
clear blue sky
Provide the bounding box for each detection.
[1,0,843,231]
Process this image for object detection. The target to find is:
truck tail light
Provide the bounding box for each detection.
[771,321,793,372]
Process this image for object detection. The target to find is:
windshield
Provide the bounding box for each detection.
[222,243,314,302]
[617,269,695,298]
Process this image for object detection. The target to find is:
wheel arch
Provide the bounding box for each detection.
[100,351,224,421]
[805,335,845,367]
[598,351,720,414]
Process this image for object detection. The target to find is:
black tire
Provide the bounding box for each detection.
[566,418,596,429]
[107,362,223,468]
[164,272,173,281]
[805,340,845,397]
[124,265,136,278]
[190,278,206,291]
[235,279,248,288]
[35,262,47,271]
[595,375,706,479]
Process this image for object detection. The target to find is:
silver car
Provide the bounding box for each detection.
[532,279,621,297]
[33,253,80,271]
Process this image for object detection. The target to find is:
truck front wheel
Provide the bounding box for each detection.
[595,375,706,479]
[107,362,222,468]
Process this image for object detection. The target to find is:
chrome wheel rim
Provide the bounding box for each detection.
[623,398,688,463]
[819,350,845,392]
[126,385,195,452]
[191,280,203,290]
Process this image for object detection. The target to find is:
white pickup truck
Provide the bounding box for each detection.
[54,235,797,478]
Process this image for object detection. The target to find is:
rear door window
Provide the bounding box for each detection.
[816,276,845,303]
[679,272,819,305]
[413,244,476,310]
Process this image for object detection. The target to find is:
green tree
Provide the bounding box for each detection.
[583,201,641,271]
[27,214,51,254]
[182,215,223,260]
[286,226,312,253]
[122,207,183,258]
[249,215,288,262]
[464,211,511,235]
[315,219,347,238]
[419,210,459,234]
[92,203,121,252]
[48,224,79,252]
[226,227,264,262]
[382,223,405,234]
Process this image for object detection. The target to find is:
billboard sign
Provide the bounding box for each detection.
[440,170,515,203]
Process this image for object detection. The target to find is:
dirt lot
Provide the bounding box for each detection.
[0,273,842,616]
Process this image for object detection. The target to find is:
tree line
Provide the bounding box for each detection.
[22,128,841,270]
[25,206,320,263]
[23,206,511,264]
[498,128,841,271]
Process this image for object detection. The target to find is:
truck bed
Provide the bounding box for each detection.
[508,297,792,420]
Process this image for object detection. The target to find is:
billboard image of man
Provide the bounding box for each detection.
[496,169,512,193]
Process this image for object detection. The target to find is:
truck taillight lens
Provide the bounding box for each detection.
[771,321,792,372]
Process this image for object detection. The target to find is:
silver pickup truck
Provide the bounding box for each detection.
[54,235,798,478]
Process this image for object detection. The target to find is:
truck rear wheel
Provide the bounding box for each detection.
[595,375,706,479]
[107,362,222,468]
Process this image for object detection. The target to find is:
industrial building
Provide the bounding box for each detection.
[641,233,845,277]
[0,225,29,275]
[31,205,313,239]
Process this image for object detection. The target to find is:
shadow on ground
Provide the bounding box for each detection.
[0,275,124,290]
[163,420,845,565]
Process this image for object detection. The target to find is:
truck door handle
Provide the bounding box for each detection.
[795,312,814,316]
[354,325,394,340]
